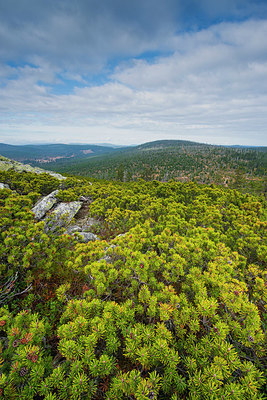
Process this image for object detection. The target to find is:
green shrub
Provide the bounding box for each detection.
[0,171,266,399]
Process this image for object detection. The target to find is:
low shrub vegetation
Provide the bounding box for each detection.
[0,169,266,399]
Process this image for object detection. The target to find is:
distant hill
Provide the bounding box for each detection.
[0,143,117,163]
[26,139,265,196]
[0,140,210,164]
[136,139,206,150]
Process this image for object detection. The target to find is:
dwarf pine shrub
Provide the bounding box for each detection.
[0,169,265,399]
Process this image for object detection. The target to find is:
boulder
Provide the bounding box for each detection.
[44,201,82,231]
[67,216,99,233]
[32,190,59,220]
[0,183,10,189]
[74,232,99,242]
[66,225,82,234]
[79,195,92,202]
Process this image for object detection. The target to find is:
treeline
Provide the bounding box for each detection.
[0,168,266,399]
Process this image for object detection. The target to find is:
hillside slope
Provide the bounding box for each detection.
[37,140,267,196]
[0,162,266,399]
[0,155,66,180]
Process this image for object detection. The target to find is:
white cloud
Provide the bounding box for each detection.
[0,19,267,145]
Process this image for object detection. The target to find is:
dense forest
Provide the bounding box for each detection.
[35,141,267,197]
[0,161,266,399]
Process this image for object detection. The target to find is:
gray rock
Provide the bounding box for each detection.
[0,182,10,189]
[66,225,82,234]
[101,255,113,263]
[74,232,99,242]
[45,201,82,231]
[79,195,92,202]
[116,233,127,238]
[81,217,99,230]
[32,190,59,220]
[68,216,99,233]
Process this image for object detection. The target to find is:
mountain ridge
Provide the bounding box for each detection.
[0,140,266,164]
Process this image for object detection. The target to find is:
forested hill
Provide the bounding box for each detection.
[34,140,267,196]
[136,139,206,149]
[0,161,266,399]
[0,143,119,163]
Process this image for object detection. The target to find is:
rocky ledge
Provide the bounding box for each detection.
[32,191,99,242]
[0,155,66,180]
[0,156,99,242]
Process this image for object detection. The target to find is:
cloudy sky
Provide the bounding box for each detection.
[0,0,267,145]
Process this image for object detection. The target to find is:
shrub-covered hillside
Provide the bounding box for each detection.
[0,167,266,399]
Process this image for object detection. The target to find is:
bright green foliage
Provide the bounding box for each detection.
[0,169,266,399]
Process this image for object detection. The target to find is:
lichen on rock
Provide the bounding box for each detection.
[44,201,82,231]
[32,190,59,220]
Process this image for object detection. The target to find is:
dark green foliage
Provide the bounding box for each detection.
[37,141,267,196]
[0,169,59,195]
[0,143,118,162]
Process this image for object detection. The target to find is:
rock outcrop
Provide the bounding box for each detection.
[0,182,10,189]
[44,201,82,232]
[1,156,99,241]
[32,190,59,220]
[66,216,100,242]
[28,185,100,241]
[75,232,99,242]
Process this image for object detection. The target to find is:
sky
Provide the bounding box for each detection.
[0,0,267,146]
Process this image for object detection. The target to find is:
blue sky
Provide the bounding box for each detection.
[0,0,267,145]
